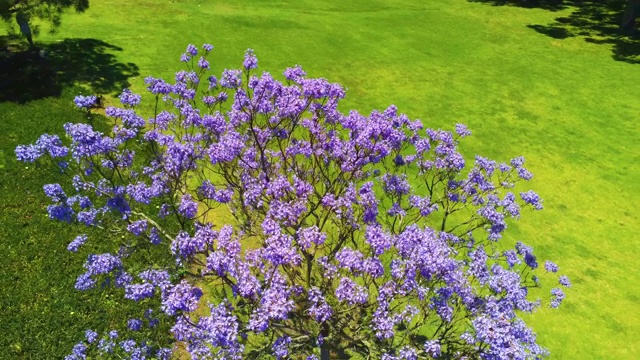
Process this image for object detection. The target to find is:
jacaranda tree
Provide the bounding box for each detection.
[17,44,571,360]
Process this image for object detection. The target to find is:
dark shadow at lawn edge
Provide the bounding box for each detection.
[469,0,640,64]
[0,37,140,104]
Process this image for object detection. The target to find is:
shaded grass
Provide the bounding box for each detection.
[0,89,173,359]
[1,0,639,358]
[0,89,116,357]
[0,37,139,103]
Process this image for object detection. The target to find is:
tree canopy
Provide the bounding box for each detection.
[1,0,88,33]
[16,45,570,359]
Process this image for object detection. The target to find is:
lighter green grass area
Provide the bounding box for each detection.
[5,0,640,358]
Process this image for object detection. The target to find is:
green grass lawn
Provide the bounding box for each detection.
[1,0,639,358]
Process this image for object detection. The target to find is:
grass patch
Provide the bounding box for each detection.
[0,88,172,359]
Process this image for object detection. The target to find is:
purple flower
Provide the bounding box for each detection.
[191,301,241,352]
[139,269,171,287]
[520,190,543,210]
[544,260,559,273]
[203,43,214,52]
[178,194,198,218]
[524,252,538,269]
[145,76,172,95]
[387,202,406,217]
[44,183,66,202]
[128,318,143,331]
[74,95,97,109]
[365,225,393,256]
[171,230,209,258]
[77,209,99,226]
[517,167,534,180]
[243,48,258,70]
[307,287,333,322]
[393,154,406,166]
[559,275,572,288]
[97,338,115,354]
[283,65,306,81]
[477,204,506,240]
[161,280,203,315]
[202,95,216,106]
[208,130,246,164]
[66,342,87,360]
[455,123,472,137]
[248,275,294,332]
[74,273,95,291]
[207,75,218,89]
[186,44,198,56]
[106,195,130,215]
[460,332,475,344]
[335,277,368,305]
[48,204,74,222]
[84,253,122,275]
[68,234,88,252]
[510,156,525,167]
[474,155,496,175]
[515,241,533,255]
[263,233,302,266]
[125,283,155,301]
[15,144,43,162]
[424,340,441,358]
[85,330,98,344]
[335,247,365,273]
[120,339,136,352]
[119,89,141,107]
[503,250,521,268]
[409,195,436,217]
[372,305,398,339]
[500,192,520,218]
[149,227,162,245]
[272,336,291,359]
[198,56,210,70]
[296,226,326,249]
[399,346,418,360]
[220,69,242,89]
[382,174,410,196]
[127,220,148,236]
[550,288,565,308]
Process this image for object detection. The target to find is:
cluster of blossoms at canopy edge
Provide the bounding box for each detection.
[73,95,98,110]
[18,43,571,359]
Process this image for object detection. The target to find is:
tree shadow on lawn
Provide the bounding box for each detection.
[469,0,640,64]
[0,37,140,103]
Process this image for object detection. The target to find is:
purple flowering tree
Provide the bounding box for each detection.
[17,44,571,359]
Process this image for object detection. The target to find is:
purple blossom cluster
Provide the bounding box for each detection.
[65,327,172,360]
[18,44,569,359]
[22,134,68,162]
[74,95,97,110]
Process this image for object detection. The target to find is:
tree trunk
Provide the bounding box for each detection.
[621,0,640,33]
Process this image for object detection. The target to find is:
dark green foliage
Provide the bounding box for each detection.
[1,0,89,25]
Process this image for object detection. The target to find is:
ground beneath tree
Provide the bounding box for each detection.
[0,37,139,104]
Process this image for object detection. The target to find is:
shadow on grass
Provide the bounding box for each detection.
[469,0,640,64]
[469,0,570,10]
[0,37,139,103]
